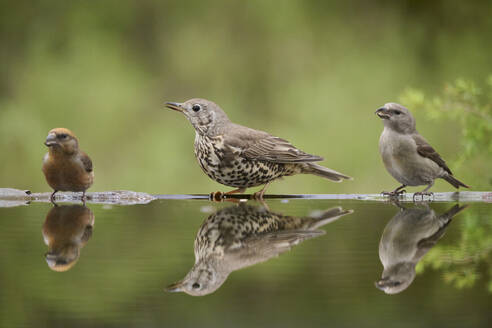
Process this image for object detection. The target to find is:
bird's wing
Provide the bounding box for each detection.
[81,225,93,243]
[415,205,465,259]
[242,230,324,257]
[224,125,323,163]
[224,230,325,270]
[413,134,452,175]
[415,220,451,259]
[80,152,93,173]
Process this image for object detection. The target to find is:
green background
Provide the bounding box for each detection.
[1,0,491,194]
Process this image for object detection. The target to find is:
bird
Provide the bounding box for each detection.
[42,204,95,272]
[42,128,94,202]
[166,203,353,296]
[375,201,467,294]
[165,99,352,199]
[375,103,469,199]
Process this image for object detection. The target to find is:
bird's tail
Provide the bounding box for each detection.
[424,204,468,242]
[443,174,470,189]
[305,207,354,230]
[303,163,353,182]
[441,204,468,223]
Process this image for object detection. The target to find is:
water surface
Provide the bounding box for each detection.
[0,197,490,327]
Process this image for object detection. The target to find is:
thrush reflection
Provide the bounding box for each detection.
[42,204,95,272]
[375,201,467,294]
[167,203,353,296]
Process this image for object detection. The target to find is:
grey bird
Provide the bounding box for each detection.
[165,99,352,199]
[166,203,353,296]
[375,201,467,294]
[376,103,469,199]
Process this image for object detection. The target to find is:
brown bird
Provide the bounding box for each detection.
[42,128,94,202]
[165,99,352,199]
[42,204,95,272]
[375,103,469,199]
[166,203,353,296]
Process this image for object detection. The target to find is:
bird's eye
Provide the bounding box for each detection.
[192,283,200,289]
[393,110,402,115]
[192,104,201,112]
[58,133,68,139]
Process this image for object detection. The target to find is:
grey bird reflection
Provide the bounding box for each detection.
[375,201,467,294]
[42,204,95,272]
[167,203,353,296]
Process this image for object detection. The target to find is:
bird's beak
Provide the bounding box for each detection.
[375,107,390,119]
[44,133,58,147]
[165,102,184,112]
[374,277,389,290]
[165,281,184,293]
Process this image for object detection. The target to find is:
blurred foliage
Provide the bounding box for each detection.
[401,77,492,188]
[416,206,492,292]
[0,0,491,194]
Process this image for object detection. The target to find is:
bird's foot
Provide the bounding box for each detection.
[209,191,242,203]
[81,192,89,205]
[210,191,224,202]
[412,191,434,202]
[381,190,406,198]
[210,188,246,202]
[50,191,58,204]
[252,190,266,201]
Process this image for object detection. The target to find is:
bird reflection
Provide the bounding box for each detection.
[42,204,95,272]
[375,201,467,294]
[166,203,353,296]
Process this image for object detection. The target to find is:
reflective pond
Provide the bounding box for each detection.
[0,195,491,327]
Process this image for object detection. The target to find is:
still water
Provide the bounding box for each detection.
[0,197,490,327]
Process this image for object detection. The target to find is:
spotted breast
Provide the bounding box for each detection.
[194,133,299,188]
[194,203,309,257]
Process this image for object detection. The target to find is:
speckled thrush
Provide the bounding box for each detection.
[165,98,352,198]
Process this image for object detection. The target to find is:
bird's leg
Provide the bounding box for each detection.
[82,191,87,205]
[393,185,407,195]
[381,185,406,197]
[225,188,247,195]
[389,198,405,210]
[413,181,434,201]
[50,190,58,203]
[210,188,246,202]
[253,182,272,200]
[256,198,270,211]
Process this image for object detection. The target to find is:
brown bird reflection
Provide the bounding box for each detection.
[42,204,95,272]
[375,201,467,294]
[166,203,353,296]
